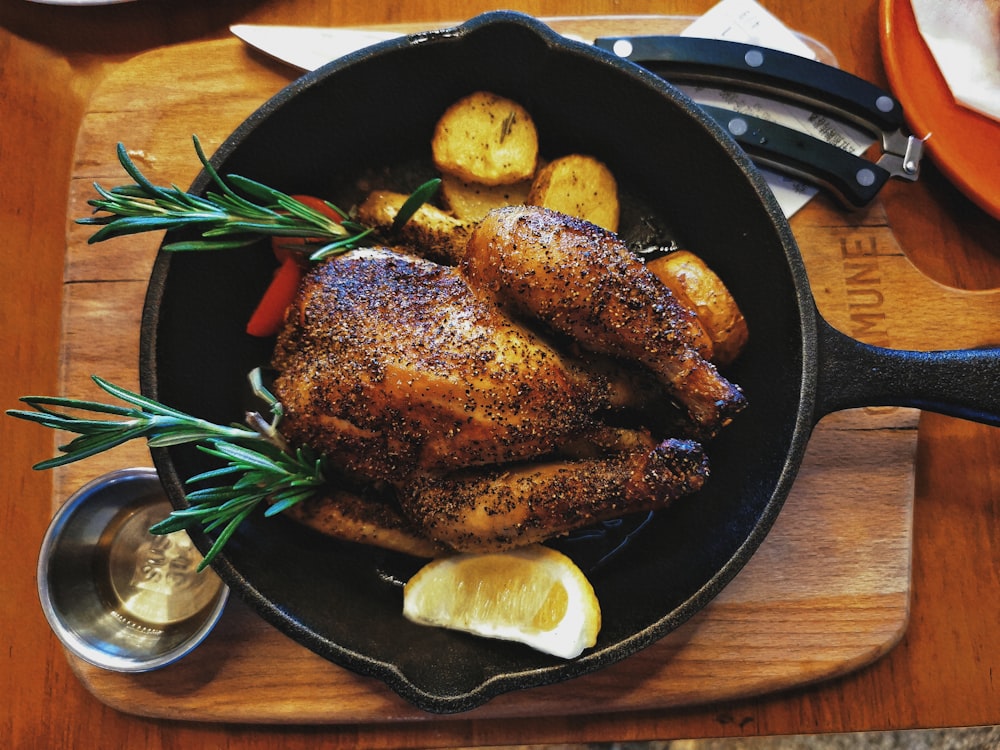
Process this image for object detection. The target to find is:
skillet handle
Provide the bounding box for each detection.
[814,318,1000,427]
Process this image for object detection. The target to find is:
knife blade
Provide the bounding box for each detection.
[231,24,403,72]
[231,23,921,210]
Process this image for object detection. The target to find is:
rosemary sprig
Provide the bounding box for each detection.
[7,370,327,570]
[151,440,326,571]
[18,139,443,569]
[78,135,439,262]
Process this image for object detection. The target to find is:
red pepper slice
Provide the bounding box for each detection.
[248,195,343,338]
[245,256,306,338]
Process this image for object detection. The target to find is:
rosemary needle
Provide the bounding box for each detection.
[8,371,327,570]
[78,135,439,262]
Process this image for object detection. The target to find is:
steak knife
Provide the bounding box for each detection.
[594,35,925,208]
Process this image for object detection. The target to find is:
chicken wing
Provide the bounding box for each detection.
[355,190,472,265]
[463,205,746,435]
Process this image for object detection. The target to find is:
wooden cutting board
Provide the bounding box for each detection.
[51,20,1000,722]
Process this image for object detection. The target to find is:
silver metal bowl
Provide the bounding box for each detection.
[37,467,229,672]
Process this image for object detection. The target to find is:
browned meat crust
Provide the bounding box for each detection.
[402,438,709,552]
[283,488,445,558]
[269,207,743,555]
[272,248,620,483]
[463,206,746,435]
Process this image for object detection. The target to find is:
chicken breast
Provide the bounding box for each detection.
[272,247,624,483]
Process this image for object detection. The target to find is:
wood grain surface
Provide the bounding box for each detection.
[53,28,993,722]
[3,1,998,747]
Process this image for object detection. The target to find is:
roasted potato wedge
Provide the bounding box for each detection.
[439,172,533,222]
[646,250,748,366]
[526,154,619,231]
[432,91,539,186]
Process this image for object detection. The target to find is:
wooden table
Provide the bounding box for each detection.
[2,0,997,747]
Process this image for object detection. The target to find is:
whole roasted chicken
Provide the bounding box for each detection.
[272,206,744,555]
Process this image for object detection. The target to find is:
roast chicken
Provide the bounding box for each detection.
[272,206,744,554]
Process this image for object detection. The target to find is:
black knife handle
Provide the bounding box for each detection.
[697,105,890,209]
[594,35,904,136]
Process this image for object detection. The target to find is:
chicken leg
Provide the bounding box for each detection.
[402,437,709,552]
[463,206,746,435]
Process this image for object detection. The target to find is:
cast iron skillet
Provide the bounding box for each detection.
[140,11,1000,713]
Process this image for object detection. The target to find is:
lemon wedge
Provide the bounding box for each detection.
[402,544,601,658]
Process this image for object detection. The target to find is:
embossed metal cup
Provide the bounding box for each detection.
[37,467,228,672]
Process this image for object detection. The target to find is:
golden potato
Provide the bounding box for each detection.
[646,250,748,366]
[526,154,620,232]
[439,172,533,222]
[432,91,539,186]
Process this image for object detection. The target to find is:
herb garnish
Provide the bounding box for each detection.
[13,136,443,568]
[8,370,325,570]
[79,135,440,262]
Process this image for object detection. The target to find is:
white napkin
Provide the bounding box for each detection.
[682,0,816,58]
[910,0,1000,122]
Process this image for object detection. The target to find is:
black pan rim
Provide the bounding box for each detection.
[140,10,823,714]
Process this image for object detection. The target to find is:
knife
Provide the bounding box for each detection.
[231,25,403,72]
[695,104,892,209]
[231,24,923,209]
[594,36,925,204]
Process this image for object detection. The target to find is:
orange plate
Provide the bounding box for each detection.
[879,0,1000,220]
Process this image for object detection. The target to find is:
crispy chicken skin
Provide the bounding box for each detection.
[463,206,746,435]
[272,247,627,483]
[283,488,446,558]
[270,207,742,555]
[403,437,708,552]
